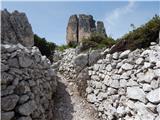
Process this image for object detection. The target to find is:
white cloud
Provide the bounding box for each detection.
[105,1,135,26]
[104,1,136,38]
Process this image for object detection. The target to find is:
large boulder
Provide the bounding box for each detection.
[1,9,34,47]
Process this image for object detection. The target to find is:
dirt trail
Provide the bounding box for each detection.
[53,73,99,120]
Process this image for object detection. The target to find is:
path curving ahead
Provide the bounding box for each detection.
[53,73,99,120]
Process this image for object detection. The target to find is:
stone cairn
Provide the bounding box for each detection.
[1,10,57,120]
[66,14,107,45]
[86,42,160,120]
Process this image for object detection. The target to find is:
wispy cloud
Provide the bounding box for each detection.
[105,1,135,26]
[104,1,136,38]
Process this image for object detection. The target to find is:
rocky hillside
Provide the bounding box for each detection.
[1,10,57,120]
[57,42,160,120]
[66,14,107,45]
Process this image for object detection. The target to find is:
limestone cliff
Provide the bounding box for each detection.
[1,9,34,47]
[78,14,96,42]
[66,15,78,45]
[66,14,107,45]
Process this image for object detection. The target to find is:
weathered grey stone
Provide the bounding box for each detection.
[157,104,160,114]
[1,9,34,47]
[121,63,133,70]
[135,57,144,65]
[146,88,160,103]
[1,72,14,85]
[134,102,156,120]
[1,112,15,120]
[112,52,119,60]
[119,50,130,59]
[137,69,156,83]
[18,100,37,115]
[96,21,107,37]
[89,50,102,65]
[127,87,146,103]
[87,94,97,103]
[8,58,19,68]
[73,53,88,70]
[19,95,30,104]
[119,79,127,88]
[17,116,32,120]
[1,63,9,71]
[19,56,33,68]
[78,14,96,42]
[1,94,19,111]
[110,80,119,88]
[142,83,152,92]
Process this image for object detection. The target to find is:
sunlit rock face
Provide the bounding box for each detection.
[66,14,107,45]
[1,9,34,47]
[96,21,107,37]
[66,15,79,46]
[78,14,96,42]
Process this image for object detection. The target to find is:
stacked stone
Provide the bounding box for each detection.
[86,42,160,120]
[58,48,78,79]
[58,48,104,80]
[1,44,57,120]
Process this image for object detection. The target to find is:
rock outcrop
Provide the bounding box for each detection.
[96,21,107,37]
[66,14,107,45]
[66,15,78,45]
[1,9,34,47]
[78,14,96,42]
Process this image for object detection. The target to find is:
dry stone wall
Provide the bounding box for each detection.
[86,42,160,120]
[1,9,57,120]
[1,44,57,120]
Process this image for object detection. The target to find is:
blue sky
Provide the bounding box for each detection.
[2,1,160,45]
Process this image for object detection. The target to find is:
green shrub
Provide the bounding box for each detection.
[81,33,116,51]
[34,34,56,62]
[56,44,76,52]
[110,15,160,53]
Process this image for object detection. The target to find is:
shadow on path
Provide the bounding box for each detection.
[53,80,74,120]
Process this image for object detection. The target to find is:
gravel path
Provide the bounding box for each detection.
[53,73,99,120]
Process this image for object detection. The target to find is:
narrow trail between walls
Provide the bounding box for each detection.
[53,73,99,120]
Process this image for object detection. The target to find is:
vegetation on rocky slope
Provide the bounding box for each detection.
[56,44,77,52]
[80,33,116,51]
[110,15,160,53]
[34,34,56,62]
